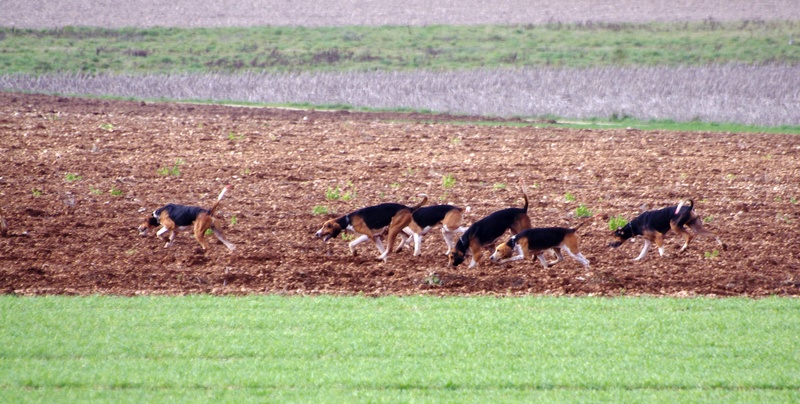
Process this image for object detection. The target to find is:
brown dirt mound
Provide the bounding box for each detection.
[1,92,798,296]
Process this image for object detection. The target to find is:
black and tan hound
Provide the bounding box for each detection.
[448,191,531,269]
[395,204,469,256]
[490,222,590,268]
[609,199,725,261]
[315,194,427,261]
[138,185,236,252]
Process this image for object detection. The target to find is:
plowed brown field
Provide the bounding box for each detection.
[1,92,798,296]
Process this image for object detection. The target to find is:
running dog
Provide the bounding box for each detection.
[490,222,590,268]
[315,194,427,261]
[448,192,531,268]
[394,204,469,256]
[609,199,726,261]
[138,185,236,251]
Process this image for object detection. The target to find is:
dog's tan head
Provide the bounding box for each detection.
[490,242,515,263]
[138,215,160,236]
[315,219,343,242]
[447,250,466,267]
[609,225,632,248]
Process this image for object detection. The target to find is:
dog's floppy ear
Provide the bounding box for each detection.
[327,221,343,239]
[506,235,518,248]
[148,217,160,227]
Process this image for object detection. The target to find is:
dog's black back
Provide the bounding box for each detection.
[351,203,409,229]
[412,205,459,228]
[155,204,208,227]
[617,202,694,241]
[455,207,528,253]
[507,227,574,250]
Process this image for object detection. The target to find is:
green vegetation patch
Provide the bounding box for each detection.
[418,115,800,135]
[1,20,798,75]
[1,295,798,401]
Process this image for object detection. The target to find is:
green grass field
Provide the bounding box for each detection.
[1,21,798,75]
[2,295,798,402]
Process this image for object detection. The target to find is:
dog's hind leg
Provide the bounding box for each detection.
[671,222,694,253]
[546,249,565,267]
[561,234,589,267]
[395,228,414,252]
[378,211,413,261]
[441,225,468,255]
[562,247,590,267]
[193,216,214,250]
[633,239,652,261]
[212,228,236,251]
[687,220,727,250]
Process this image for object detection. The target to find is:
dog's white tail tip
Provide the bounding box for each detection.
[218,185,231,201]
[675,199,685,214]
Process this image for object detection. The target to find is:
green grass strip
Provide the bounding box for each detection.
[1,295,798,402]
[1,20,798,75]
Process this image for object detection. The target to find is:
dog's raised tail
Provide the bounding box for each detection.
[675,199,694,214]
[209,184,232,215]
[572,219,591,232]
[518,177,529,212]
[411,193,428,211]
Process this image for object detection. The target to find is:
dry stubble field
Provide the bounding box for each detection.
[1,92,798,296]
[4,0,799,28]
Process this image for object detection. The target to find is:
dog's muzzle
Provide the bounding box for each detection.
[315,230,332,242]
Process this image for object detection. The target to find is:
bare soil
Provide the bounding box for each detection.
[1,92,799,297]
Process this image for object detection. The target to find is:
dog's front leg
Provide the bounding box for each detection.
[411,233,424,256]
[500,255,526,264]
[164,231,176,248]
[536,254,550,268]
[633,239,652,261]
[654,233,666,257]
[348,234,370,256]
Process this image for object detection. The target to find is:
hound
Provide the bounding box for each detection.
[609,199,726,261]
[315,194,427,261]
[490,222,590,268]
[138,185,236,251]
[448,191,531,268]
[395,204,469,256]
